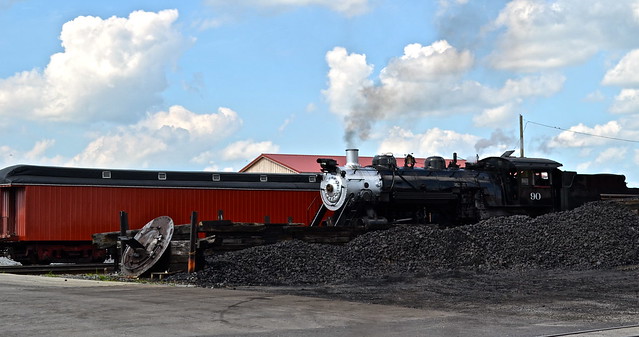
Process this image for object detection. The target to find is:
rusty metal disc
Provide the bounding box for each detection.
[121,216,174,277]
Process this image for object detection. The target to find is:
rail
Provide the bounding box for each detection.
[600,193,639,199]
[601,194,639,214]
[0,263,115,275]
[537,323,639,337]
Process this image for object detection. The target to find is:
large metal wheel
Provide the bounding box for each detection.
[121,216,174,277]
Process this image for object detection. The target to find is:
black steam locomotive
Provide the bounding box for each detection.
[311,149,635,227]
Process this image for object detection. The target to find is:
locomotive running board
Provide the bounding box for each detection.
[392,192,458,200]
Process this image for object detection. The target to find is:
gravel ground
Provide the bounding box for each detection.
[164,201,639,323]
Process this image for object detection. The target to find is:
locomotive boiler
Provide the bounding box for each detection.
[313,149,632,227]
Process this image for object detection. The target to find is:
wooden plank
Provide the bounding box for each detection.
[92,224,191,248]
[170,240,190,256]
[92,229,140,249]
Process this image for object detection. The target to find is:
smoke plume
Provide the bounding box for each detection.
[474,129,516,154]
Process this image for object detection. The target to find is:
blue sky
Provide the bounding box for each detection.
[1,0,639,185]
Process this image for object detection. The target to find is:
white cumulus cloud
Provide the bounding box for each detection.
[221,139,280,161]
[493,74,565,102]
[487,0,639,72]
[575,147,628,175]
[381,41,473,81]
[0,140,66,167]
[0,10,189,123]
[68,106,243,169]
[137,106,241,140]
[546,121,623,148]
[323,41,564,146]
[610,89,639,114]
[377,126,481,159]
[473,104,514,127]
[602,49,639,87]
[323,41,476,145]
[322,46,373,117]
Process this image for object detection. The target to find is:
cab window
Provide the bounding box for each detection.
[519,170,531,186]
[520,170,550,187]
[533,171,550,186]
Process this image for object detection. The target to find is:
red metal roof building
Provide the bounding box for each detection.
[240,153,465,173]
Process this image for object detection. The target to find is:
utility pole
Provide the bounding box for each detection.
[519,114,524,158]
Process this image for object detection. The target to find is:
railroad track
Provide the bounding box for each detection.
[538,323,639,337]
[0,263,115,275]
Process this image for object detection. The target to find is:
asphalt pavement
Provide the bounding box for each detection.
[0,274,637,337]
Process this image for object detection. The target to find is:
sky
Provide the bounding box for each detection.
[1,0,639,185]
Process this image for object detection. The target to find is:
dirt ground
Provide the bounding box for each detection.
[242,267,639,324]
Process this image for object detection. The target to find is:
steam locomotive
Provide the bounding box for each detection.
[312,149,635,227]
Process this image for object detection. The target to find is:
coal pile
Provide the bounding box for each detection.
[168,201,639,288]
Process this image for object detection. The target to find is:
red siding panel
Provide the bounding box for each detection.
[0,189,7,238]
[18,185,321,242]
[15,188,26,239]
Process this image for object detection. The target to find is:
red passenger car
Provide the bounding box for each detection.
[0,165,322,263]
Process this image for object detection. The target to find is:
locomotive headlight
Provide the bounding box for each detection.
[326,184,334,193]
[320,173,347,211]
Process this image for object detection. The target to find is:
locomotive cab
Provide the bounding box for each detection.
[516,169,553,207]
[471,155,562,216]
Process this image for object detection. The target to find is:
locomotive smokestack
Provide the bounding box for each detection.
[345,148,360,168]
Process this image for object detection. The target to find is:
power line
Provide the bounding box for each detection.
[525,120,639,144]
